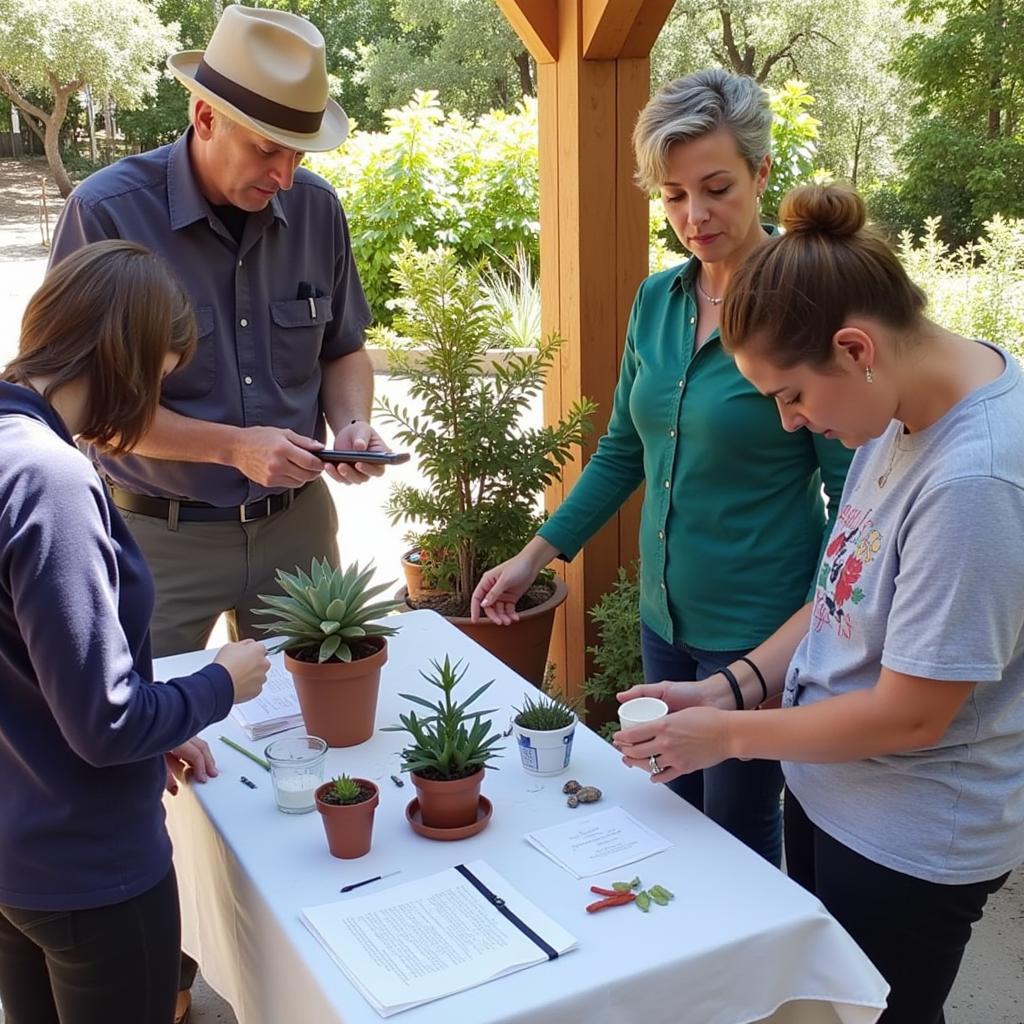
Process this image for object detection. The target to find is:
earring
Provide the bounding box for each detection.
[865,366,874,384]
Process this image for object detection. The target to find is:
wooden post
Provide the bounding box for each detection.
[495,0,673,696]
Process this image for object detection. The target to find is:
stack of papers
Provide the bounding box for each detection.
[301,860,577,1016]
[525,806,673,878]
[229,661,304,739]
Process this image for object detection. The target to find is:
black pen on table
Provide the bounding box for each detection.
[340,870,401,893]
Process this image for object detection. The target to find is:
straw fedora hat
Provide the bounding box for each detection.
[167,6,348,152]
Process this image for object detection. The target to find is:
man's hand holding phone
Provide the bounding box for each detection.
[322,420,400,484]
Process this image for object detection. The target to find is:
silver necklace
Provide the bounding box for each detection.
[696,272,723,305]
[877,432,905,488]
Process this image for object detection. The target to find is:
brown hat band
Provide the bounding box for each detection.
[195,60,325,135]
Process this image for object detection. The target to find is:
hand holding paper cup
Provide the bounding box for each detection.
[617,697,669,733]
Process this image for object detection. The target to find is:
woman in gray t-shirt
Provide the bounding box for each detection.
[614,183,1024,1024]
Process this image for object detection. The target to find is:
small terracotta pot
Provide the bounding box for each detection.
[285,639,387,748]
[411,768,484,830]
[315,779,379,859]
[399,578,568,686]
[400,549,445,602]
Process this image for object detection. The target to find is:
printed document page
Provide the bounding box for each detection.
[301,860,577,1016]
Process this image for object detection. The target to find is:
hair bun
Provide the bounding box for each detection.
[779,184,865,238]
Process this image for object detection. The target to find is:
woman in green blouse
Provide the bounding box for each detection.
[471,69,851,865]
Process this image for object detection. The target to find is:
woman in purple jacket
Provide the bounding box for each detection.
[0,241,269,1024]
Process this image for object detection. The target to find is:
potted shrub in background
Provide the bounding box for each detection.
[511,686,580,777]
[253,559,403,747]
[315,774,380,859]
[383,655,504,838]
[375,241,595,685]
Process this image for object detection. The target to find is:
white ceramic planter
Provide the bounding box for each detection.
[512,716,576,776]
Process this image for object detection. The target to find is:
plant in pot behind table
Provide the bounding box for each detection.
[376,241,594,685]
[252,558,403,746]
[383,655,504,835]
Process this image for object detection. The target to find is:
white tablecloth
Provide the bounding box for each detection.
[161,610,888,1024]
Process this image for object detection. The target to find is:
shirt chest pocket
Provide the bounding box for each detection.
[269,297,334,389]
[162,305,216,401]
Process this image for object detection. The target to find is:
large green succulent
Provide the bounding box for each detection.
[382,656,504,779]
[252,559,402,664]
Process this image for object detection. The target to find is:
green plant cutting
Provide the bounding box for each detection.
[383,656,504,780]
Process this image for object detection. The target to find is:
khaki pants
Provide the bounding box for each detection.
[118,479,339,657]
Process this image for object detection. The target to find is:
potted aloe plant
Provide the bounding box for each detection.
[383,655,504,833]
[253,559,403,747]
[375,241,594,685]
[511,688,580,777]
[315,774,380,859]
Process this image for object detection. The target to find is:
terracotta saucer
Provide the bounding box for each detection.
[405,796,493,841]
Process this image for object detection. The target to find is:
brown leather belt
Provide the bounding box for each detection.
[110,482,309,523]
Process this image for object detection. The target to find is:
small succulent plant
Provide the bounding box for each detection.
[321,774,367,806]
[382,655,504,780]
[253,558,402,664]
[513,690,577,731]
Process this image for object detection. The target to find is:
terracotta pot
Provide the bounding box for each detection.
[398,578,568,686]
[411,768,484,829]
[400,549,445,602]
[284,639,387,748]
[315,779,379,859]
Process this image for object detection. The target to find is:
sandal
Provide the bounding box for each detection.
[174,990,192,1024]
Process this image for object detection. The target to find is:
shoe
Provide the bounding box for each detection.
[174,990,192,1024]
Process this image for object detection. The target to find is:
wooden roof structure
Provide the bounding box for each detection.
[495,1,675,693]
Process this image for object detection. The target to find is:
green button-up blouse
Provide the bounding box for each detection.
[538,250,853,650]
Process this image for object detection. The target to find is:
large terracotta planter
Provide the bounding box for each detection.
[398,578,568,686]
[315,779,379,859]
[284,638,387,748]
[412,768,484,829]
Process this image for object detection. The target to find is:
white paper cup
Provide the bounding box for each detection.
[617,697,669,730]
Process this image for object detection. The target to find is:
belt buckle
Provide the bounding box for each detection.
[240,497,272,523]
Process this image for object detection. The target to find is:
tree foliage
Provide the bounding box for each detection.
[355,0,532,122]
[308,91,539,323]
[888,0,1024,245]
[0,0,179,193]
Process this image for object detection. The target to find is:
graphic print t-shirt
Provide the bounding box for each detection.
[783,342,1024,885]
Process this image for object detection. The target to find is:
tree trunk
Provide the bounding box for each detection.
[851,111,864,187]
[45,84,76,198]
[515,50,535,97]
[85,85,97,164]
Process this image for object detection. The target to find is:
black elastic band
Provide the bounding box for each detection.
[718,665,744,710]
[195,60,324,134]
[454,864,559,961]
[739,656,768,706]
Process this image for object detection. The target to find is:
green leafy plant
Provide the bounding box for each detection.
[583,563,643,704]
[252,559,403,664]
[513,690,577,732]
[382,656,504,780]
[376,242,595,611]
[307,91,539,324]
[320,774,367,806]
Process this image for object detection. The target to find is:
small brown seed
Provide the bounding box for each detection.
[562,779,582,794]
[566,794,579,808]
[576,786,602,803]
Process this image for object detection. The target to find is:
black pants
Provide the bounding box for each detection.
[0,867,180,1024]
[784,791,1008,1024]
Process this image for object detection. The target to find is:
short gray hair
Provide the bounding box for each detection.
[633,69,772,192]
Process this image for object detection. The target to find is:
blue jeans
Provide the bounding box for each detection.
[640,622,783,866]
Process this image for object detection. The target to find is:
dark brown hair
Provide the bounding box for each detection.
[3,240,195,454]
[721,184,927,367]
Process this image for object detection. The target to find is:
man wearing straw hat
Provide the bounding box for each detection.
[50,7,387,663]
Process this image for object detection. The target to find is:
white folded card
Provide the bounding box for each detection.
[229,660,303,740]
[524,806,673,878]
[301,860,577,1017]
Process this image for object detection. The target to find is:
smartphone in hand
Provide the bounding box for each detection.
[317,449,411,465]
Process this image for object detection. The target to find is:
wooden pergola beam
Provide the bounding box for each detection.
[494,0,559,63]
[582,0,646,60]
[492,1,673,698]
